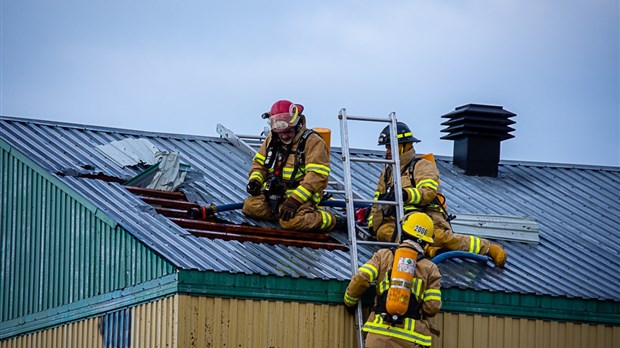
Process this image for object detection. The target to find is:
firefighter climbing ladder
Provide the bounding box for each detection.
[338,109,406,348]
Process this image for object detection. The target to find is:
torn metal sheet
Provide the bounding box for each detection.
[124,152,188,191]
[450,213,540,244]
[147,152,187,191]
[95,138,160,167]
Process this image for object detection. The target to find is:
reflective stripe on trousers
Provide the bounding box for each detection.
[362,314,432,346]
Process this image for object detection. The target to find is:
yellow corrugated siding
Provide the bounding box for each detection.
[3,298,620,348]
[0,296,176,348]
[429,312,620,348]
[0,315,103,348]
[132,296,176,347]
[176,295,357,348]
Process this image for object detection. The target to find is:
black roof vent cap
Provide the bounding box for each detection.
[440,104,516,177]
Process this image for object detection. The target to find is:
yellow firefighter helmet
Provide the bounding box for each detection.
[401,212,434,244]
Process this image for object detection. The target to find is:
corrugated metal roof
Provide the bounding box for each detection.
[2,115,620,302]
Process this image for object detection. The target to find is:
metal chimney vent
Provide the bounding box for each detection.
[441,104,516,177]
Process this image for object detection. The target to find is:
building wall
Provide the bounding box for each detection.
[0,144,175,338]
[2,295,619,348]
[429,312,620,348]
[176,295,357,348]
[0,296,176,348]
[0,295,355,348]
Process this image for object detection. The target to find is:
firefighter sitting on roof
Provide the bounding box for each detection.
[367,121,508,267]
[242,99,344,232]
[344,212,442,348]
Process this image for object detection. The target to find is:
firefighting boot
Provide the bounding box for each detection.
[425,246,442,258]
[487,243,507,267]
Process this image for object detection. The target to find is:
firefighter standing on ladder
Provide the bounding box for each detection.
[345,212,442,347]
[242,99,345,231]
[367,122,507,267]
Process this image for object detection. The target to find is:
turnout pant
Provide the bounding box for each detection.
[375,210,490,255]
[242,195,335,232]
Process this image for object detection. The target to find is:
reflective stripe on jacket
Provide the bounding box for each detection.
[344,241,442,345]
[368,149,440,230]
[248,119,330,205]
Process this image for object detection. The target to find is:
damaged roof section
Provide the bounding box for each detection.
[96,138,161,167]
[124,152,190,191]
[125,186,347,251]
[97,138,192,191]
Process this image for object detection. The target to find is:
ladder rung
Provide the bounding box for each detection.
[356,240,400,247]
[343,115,392,123]
[325,189,346,195]
[353,199,398,206]
[238,134,266,140]
[350,157,395,164]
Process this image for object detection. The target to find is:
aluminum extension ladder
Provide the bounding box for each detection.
[337,109,406,348]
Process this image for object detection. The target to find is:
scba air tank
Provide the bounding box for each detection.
[385,246,418,316]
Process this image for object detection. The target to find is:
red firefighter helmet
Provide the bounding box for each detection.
[268,100,304,133]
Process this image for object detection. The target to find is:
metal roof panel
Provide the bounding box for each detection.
[2,115,619,301]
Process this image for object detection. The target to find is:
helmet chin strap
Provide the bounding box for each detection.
[400,142,412,154]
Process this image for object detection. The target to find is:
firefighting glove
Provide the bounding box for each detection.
[382,189,395,202]
[246,179,262,196]
[279,197,301,221]
[401,188,410,203]
[345,304,357,315]
[383,188,410,203]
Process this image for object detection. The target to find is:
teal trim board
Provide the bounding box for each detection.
[178,271,620,325]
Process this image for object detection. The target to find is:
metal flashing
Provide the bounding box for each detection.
[450,213,539,243]
[0,274,178,340]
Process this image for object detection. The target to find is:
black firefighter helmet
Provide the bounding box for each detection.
[377,122,420,146]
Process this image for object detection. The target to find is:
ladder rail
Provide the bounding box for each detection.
[338,109,406,348]
[338,109,360,274]
[338,109,366,348]
[387,113,405,242]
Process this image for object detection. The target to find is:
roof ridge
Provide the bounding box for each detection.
[0,115,223,142]
[2,115,618,171]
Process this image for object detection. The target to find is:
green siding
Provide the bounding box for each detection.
[440,288,620,324]
[0,274,178,339]
[178,270,620,325]
[0,143,175,325]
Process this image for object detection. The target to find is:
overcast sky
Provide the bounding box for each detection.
[2,0,619,166]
